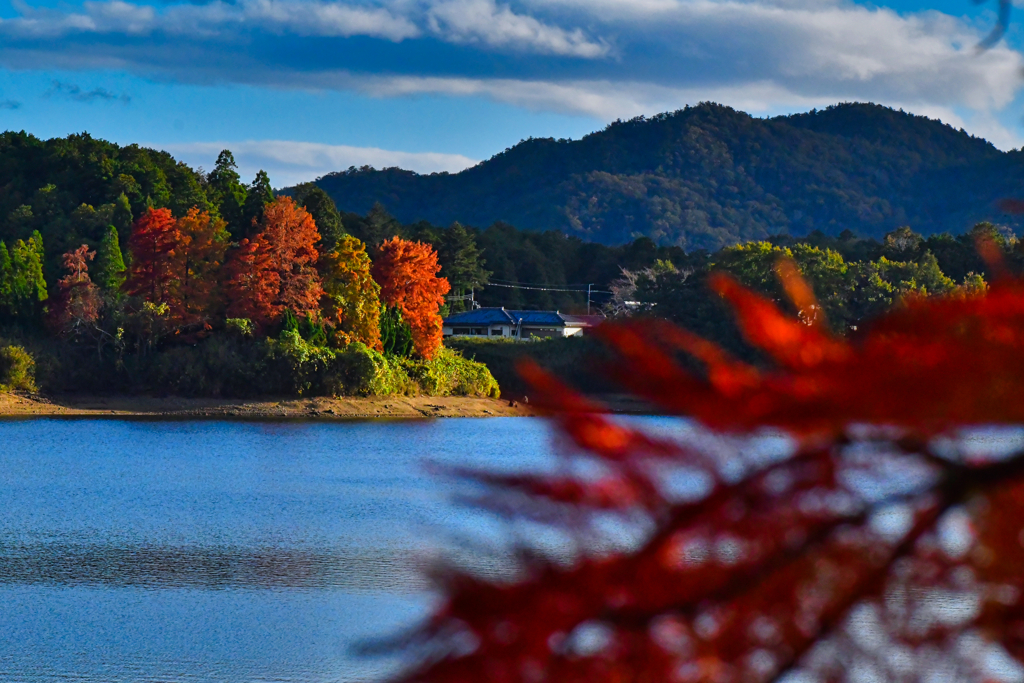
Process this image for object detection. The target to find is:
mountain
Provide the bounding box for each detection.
[311,103,1024,250]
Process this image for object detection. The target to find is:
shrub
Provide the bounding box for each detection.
[0,344,36,392]
[403,347,500,398]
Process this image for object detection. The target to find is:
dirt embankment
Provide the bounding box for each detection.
[0,393,531,419]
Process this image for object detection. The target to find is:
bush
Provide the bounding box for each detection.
[0,344,36,392]
[403,347,500,398]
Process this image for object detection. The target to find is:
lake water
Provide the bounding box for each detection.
[0,417,569,683]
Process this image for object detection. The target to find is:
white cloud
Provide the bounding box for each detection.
[426,0,607,57]
[1,0,1023,147]
[158,140,478,187]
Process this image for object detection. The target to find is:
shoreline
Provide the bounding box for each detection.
[0,393,531,419]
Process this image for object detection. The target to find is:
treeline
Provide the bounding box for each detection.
[448,223,1009,396]
[0,143,498,397]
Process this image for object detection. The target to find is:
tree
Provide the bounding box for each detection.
[0,233,49,320]
[223,197,322,328]
[319,234,381,350]
[222,234,279,328]
[48,245,101,339]
[295,183,345,253]
[241,170,274,236]
[124,207,178,305]
[168,208,228,334]
[371,237,450,359]
[398,257,1024,683]
[356,203,402,255]
[207,150,248,239]
[94,225,126,292]
[111,192,134,235]
[438,222,490,313]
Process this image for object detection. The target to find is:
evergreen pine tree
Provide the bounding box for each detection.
[95,225,127,291]
[208,150,248,239]
[438,222,490,312]
[241,170,274,237]
[112,193,133,235]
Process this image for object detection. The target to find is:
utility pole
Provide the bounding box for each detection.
[587,284,592,315]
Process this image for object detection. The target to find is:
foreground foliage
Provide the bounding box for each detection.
[397,249,1024,682]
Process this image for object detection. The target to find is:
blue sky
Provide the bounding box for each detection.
[0,0,1021,186]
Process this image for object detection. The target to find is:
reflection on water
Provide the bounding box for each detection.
[0,542,431,591]
[0,418,559,682]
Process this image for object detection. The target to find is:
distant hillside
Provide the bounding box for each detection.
[311,103,1024,250]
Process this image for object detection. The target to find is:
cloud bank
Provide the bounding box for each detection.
[159,140,478,187]
[1,0,1022,141]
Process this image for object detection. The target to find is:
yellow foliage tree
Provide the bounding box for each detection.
[319,234,382,351]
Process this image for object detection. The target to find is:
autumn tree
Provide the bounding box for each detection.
[124,207,178,305]
[319,234,381,350]
[47,244,101,339]
[223,196,322,328]
[168,208,228,334]
[371,237,450,359]
[398,251,1024,683]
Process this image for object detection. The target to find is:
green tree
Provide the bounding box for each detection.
[241,170,274,236]
[207,150,248,239]
[95,225,127,292]
[438,222,490,313]
[294,183,345,252]
[112,193,134,236]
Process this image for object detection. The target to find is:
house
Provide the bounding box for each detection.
[442,307,603,340]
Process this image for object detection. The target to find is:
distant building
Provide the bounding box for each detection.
[442,308,603,340]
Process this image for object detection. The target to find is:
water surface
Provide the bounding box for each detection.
[0,418,560,683]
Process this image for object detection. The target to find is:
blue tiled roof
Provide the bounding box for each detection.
[445,308,580,326]
[443,308,516,325]
[444,308,603,327]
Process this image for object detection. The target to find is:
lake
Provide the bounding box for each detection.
[0,417,570,683]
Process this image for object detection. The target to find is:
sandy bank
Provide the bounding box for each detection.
[0,393,531,419]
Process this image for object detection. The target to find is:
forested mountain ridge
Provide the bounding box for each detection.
[311,103,1024,250]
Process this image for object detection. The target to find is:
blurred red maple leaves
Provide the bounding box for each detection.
[396,252,1024,683]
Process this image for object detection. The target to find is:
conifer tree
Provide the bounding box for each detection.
[438,222,490,312]
[207,150,248,239]
[95,225,126,292]
[241,170,274,236]
[112,193,133,236]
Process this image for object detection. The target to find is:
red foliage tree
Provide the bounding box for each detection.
[47,244,101,338]
[168,207,228,334]
[223,197,322,328]
[397,253,1024,683]
[371,237,450,359]
[124,207,178,304]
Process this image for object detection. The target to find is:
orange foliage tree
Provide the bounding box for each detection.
[124,207,177,304]
[47,244,101,338]
[223,196,322,328]
[319,234,382,350]
[371,237,449,359]
[397,250,1024,683]
[168,207,228,334]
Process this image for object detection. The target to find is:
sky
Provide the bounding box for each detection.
[0,0,1022,187]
